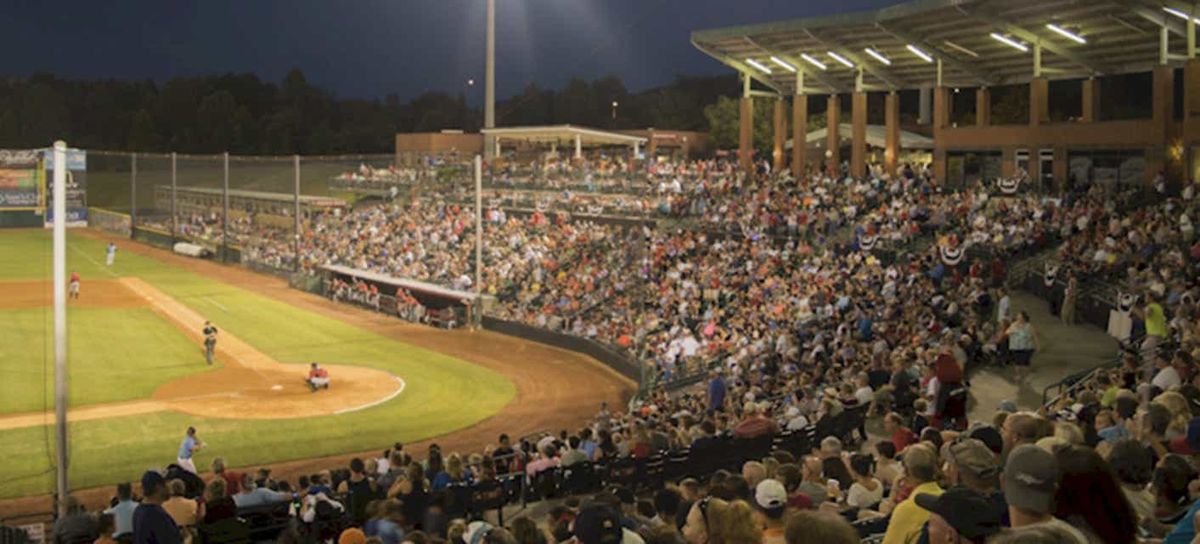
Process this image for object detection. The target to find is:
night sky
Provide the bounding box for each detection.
[1,0,904,101]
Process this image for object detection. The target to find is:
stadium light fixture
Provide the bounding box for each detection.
[770,56,797,73]
[943,40,979,58]
[990,33,1029,53]
[800,53,828,71]
[745,58,773,74]
[1046,24,1086,44]
[826,51,854,68]
[864,47,891,65]
[1163,6,1200,24]
[906,44,934,63]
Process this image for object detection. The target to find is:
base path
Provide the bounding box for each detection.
[0,277,406,430]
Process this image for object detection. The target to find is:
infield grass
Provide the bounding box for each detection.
[0,229,516,499]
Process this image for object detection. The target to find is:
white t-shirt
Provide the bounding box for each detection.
[1010,517,1088,543]
[854,386,874,406]
[847,479,884,508]
[1152,366,1182,391]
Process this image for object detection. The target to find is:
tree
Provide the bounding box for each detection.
[704,95,772,151]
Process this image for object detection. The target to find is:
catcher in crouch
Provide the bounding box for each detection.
[306,362,330,392]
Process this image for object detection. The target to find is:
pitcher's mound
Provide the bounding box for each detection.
[153,364,404,420]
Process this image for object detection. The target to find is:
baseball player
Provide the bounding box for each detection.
[68,271,81,300]
[202,321,218,364]
[105,242,117,266]
[177,426,204,474]
[306,362,330,392]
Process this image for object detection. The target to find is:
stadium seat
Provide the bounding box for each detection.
[196,518,251,544]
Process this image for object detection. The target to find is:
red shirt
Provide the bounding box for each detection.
[308,368,328,379]
[70,272,80,283]
[891,427,918,453]
[220,471,243,496]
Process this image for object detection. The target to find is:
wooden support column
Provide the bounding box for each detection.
[792,94,807,178]
[932,86,950,183]
[1081,78,1099,123]
[885,91,900,176]
[826,95,840,176]
[772,98,785,173]
[738,96,753,172]
[851,91,867,178]
[975,87,990,127]
[1030,77,1049,126]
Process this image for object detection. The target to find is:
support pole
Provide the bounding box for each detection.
[1163,26,1171,65]
[792,70,806,177]
[293,155,301,273]
[1034,43,1043,78]
[1190,7,1197,59]
[483,0,496,159]
[222,152,229,261]
[52,140,69,519]
[130,153,137,238]
[170,152,177,240]
[474,155,483,321]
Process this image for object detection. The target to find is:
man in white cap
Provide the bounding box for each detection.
[755,479,788,544]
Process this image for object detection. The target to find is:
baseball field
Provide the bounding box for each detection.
[0,227,632,509]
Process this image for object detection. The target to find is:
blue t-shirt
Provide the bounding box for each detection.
[132,504,181,544]
[104,500,139,537]
[1166,498,1200,544]
[178,436,196,459]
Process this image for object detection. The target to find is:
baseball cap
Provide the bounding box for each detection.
[914,487,1003,540]
[608,485,635,506]
[755,478,788,511]
[464,521,495,544]
[943,438,999,479]
[1002,444,1059,514]
[967,425,1004,455]
[140,470,165,495]
[573,503,623,544]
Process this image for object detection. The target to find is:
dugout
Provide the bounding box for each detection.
[318,264,489,326]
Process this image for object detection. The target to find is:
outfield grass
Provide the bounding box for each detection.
[0,307,217,413]
[0,229,516,499]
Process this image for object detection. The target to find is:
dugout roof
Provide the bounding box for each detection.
[482,125,648,147]
[691,0,1199,94]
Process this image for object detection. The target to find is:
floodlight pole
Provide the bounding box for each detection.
[474,155,483,296]
[52,141,69,518]
[222,152,229,262]
[483,0,496,159]
[294,155,301,273]
[171,152,178,240]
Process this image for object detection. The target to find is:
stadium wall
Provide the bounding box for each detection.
[480,316,643,387]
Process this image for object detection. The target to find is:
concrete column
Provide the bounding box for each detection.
[885,92,900,175]
[851,91,867,178]
[1030,77,1049,126]
[918,86,932,125]
[976,87,991,127]
[646,130,658,156]
[826,95,841,176]
[574,134,582,159]
[773,99,786,172]
[1001,147,1016,178]
[1081,78,1100,123]
[932,86,949,184]
[792,94,807,178]
[739,96,754,172]
[1153,66,1180,183]
[1053,147,1068,191]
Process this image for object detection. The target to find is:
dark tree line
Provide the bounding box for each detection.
[0,69,737,155]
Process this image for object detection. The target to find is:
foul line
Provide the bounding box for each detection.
[334,375,406,415]
[206,297,228,312]
[68,243,118,278]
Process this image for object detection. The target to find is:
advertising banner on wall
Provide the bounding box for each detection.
[0,149,42,209]
[43,147,88,227]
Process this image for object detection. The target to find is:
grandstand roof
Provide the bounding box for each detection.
[691,0,1193,94]
[482,125,648,146]
[792,123,934,150]
[320,264,478,302]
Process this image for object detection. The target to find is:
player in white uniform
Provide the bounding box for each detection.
[105,242,117,266]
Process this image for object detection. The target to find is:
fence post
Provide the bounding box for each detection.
[222,152,229,263]
[130,153,137,239]
[294,155,301,273]
[170,152,177,241]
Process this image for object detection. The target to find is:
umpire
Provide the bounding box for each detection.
[203,321,218,364]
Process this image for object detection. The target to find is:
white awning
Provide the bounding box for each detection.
[791,123,934,150]
[319,264,478,302]
[482,125,647,146]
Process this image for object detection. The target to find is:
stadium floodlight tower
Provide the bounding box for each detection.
[483,0,496,159]
[51,141,69,517]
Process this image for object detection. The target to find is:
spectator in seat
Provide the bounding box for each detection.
[796,456,828,505]
[1107,439,1156,525]
[884,412,918,454]
[652,488,682,529]
[741,461,766,491]
[1000,412,1049,454]
[210,457,242,496]
[914,486,1003,544]
[364,499,406,544]
[132,470,181,544]
[94,514,117,544]
[233,473,288,509]
[754,479,788,544]
[1052,444,1137,544]
[525,445,560,479]
[103,482,138,539]
[201,479,236,524]
[680,497,760,544]
[51,496,98,544]
[1000,445,1087,543]
[161,480,200,528]
[732,401,778,439]
[783,511,858,544]
[562,436,589,467]
[1153,454,1198,539]
[774,464,812,511]
[706,372,727,414]
[881,443,943,544]
[873,441,901,487]
[940,438,1005,526]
